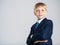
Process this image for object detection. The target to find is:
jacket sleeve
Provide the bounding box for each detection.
[41,20,53,40]
[26,27,33,44]
[32,20,53,41]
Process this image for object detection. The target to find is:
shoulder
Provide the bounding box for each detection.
[31,22,36,29]
[46,18,53,25]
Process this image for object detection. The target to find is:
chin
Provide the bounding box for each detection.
[39,16,43,18]
[38,18,42,20]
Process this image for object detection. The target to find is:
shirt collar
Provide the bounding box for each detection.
[37,17,45,23]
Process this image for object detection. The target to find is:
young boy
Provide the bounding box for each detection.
[26,2,53,45]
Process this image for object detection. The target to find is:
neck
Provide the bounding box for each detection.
[37,17,45,20]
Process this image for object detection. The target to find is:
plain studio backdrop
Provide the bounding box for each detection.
[0,0,60,45]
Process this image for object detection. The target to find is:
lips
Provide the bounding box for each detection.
[38,15,42,16]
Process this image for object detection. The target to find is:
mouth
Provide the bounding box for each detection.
[38,15,42,16]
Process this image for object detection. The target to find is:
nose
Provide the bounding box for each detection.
[39,11,42,14]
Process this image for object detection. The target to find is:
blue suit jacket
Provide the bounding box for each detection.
[26,18,53,45]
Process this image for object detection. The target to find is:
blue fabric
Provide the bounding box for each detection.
[26,18,53,45]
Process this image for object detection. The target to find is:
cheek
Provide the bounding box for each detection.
[43,11,47,15]
[36,12,39,15]
[34,11,39,15]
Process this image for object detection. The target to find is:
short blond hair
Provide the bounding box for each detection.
[34,2,47,9]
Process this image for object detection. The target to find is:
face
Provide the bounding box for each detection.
[34,6,47,20]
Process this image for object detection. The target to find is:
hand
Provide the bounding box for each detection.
[34,40,48,44]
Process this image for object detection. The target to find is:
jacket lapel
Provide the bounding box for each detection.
[31,18,47,31]
[35,18,47,30]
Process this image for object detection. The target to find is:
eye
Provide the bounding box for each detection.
[42,9,44,11]
[36,10,39,12]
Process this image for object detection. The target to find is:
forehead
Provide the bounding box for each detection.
[35,6,47,10]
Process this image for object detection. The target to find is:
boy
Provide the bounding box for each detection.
[26,2,53,45]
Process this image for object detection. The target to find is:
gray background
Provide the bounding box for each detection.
[0,0,60,45]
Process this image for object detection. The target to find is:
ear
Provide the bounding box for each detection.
[34,10,36,15]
